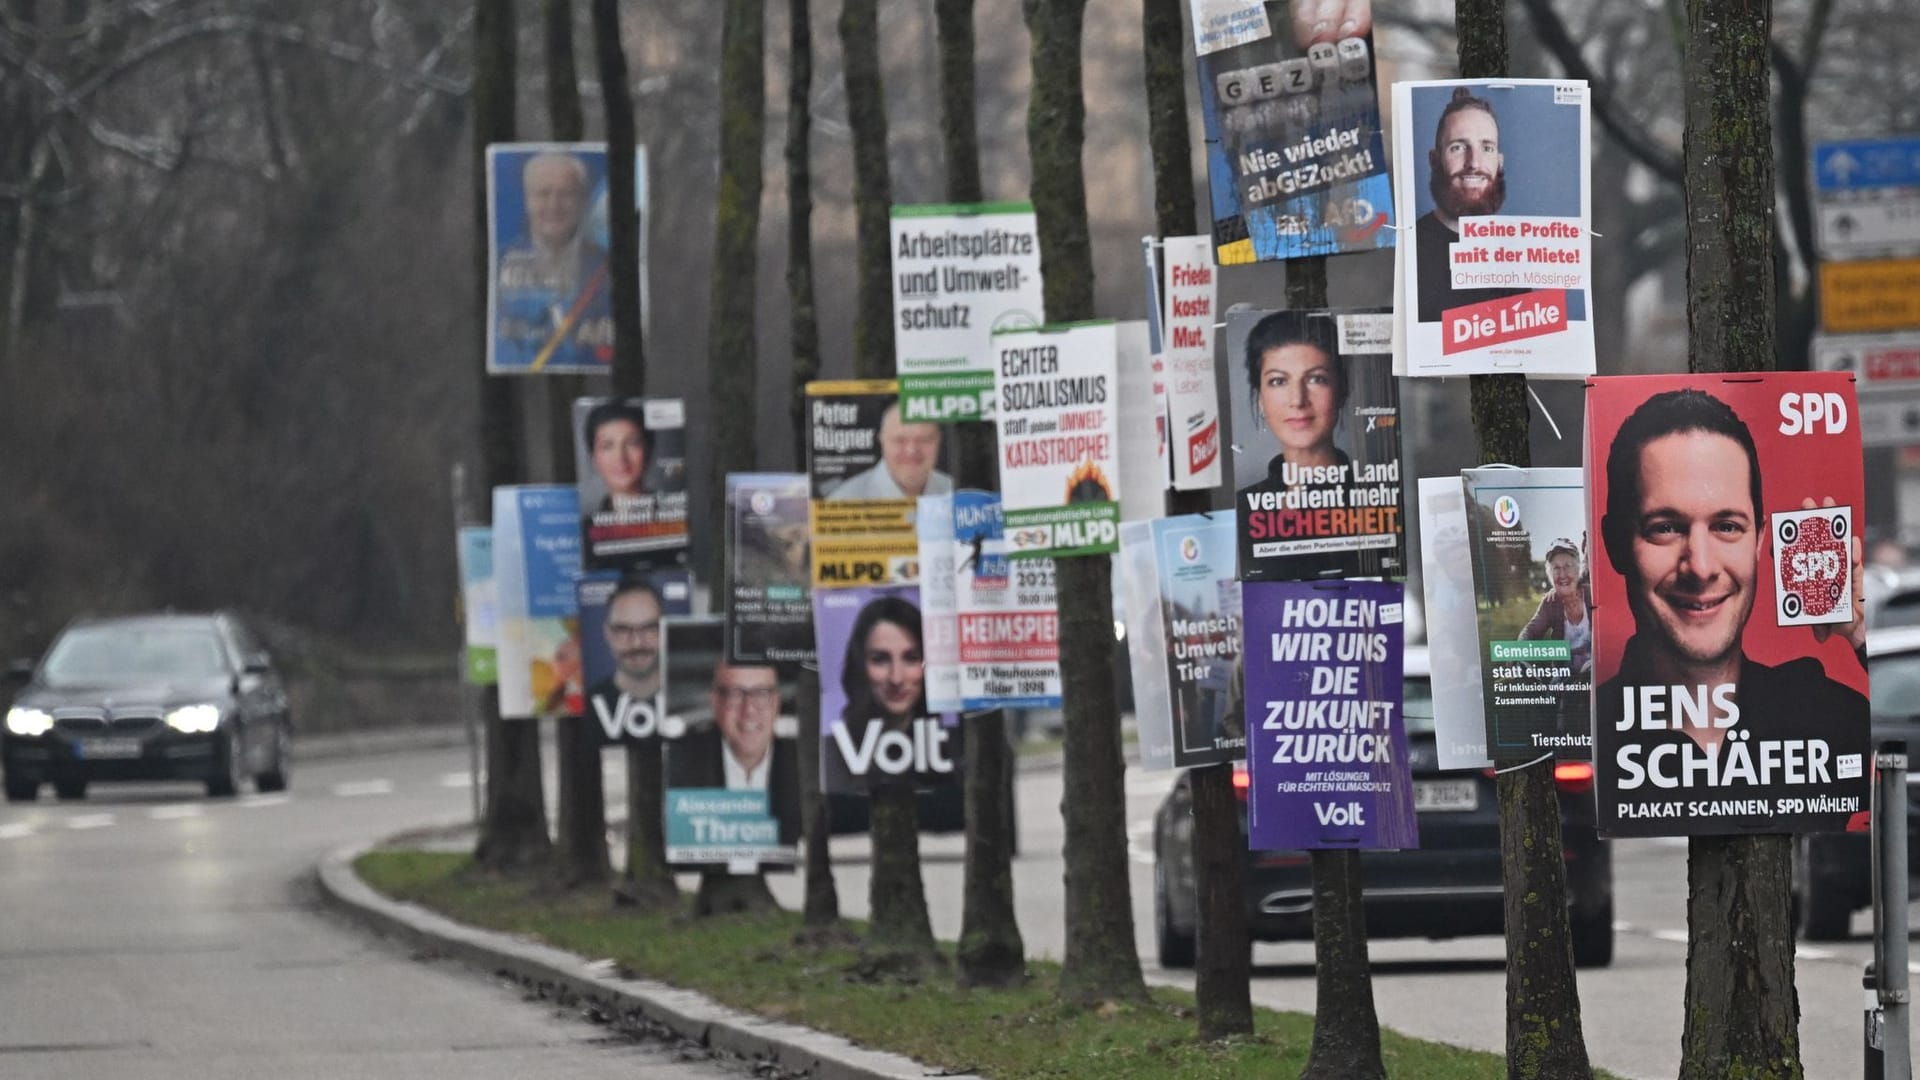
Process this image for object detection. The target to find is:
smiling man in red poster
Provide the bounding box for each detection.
[1588,376,1870,837]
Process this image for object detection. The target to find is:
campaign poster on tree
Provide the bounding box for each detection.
[1461,468,1593,763]
[658,618,801,872]
[1225,308,1403,581]
[993,321,1122,558]
[813,586,962,794]
[1391,80,1594,378]
[917,493,964,712]
[1191,2,1394,264]
[492,485,584,720]
[890,203,1045,422]
[806,380,945,588]
[456,526,498,687]
[1244,579,1417,849]
[952,492,1061,709]
[1152,513,1247,768]
[572,397,689,568]
[1162,235,1224,490]
[726,473,814,665]
[1119,521,1177,771]
[486,143,647,375]
[1585,373,1869,837]
[1416,477,1491,770]
[579,567,696,744]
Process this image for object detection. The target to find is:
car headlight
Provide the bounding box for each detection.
[164,704,222,734]
[4,707,53,737]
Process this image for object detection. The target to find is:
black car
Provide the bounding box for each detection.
[3,613,292,801]
[1152,644,1614,968]
[1792,625,1920,940]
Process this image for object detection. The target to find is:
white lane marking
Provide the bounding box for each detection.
[239,794,292,809]
[1652,929,1690,944]
[65,814,114,830]
[439,772,474,789]
[1611,920,1634,932]
[149,805,203,821]
[0,823,35,840]
[333,779,394,798]
[1796,945,1837,961]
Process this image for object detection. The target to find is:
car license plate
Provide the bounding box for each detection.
[1414,779,1478,812]
[76,737,142,760]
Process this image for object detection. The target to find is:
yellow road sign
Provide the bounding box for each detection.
[1821,258,1920,333]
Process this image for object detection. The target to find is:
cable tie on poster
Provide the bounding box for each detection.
[1495,752,1554,775]
[1527,384,1565,441]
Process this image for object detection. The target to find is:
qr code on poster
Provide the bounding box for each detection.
[1771,505,1853,626]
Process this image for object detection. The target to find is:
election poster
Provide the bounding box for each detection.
[456,526,498,686]
[1585,373,1870,837]
[1162,236,1225,490]
[492,485,583,720]
[1416,477,1490,770]
[579,567,695,744]
[806,380,944,587]
[1225,307,1403,581]
[486,143,647,375]
[1119,521,1177,770]
[573,397,689,569]
[1154,513,1247,767]
[1139,245,1172,483]
[1461,468,1593,763]
[726,473,814,665]
[813,586,962,794]
[659,618,801,872]
[1392,80,1594,378]
[917,492,964,712]
[993,321,1122,558]
[1117,320,1171,515]
[1244,579,1417,849]
[1192,1,1394,264]
[890,203,1045,422]
[952,492,1061,709]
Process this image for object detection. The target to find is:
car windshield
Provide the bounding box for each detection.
[1404,675,1436,735]
[1872,649,1920,717]
[39,624,230,687]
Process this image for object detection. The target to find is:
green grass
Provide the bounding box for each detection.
[356,850,1533,1079]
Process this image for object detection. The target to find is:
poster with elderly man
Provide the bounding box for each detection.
[486,143,648,375]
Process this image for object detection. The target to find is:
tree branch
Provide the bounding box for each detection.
[1515,0,1682,183]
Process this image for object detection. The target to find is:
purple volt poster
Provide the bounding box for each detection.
[1244,579,1417,850]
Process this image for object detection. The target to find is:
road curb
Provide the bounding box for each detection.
[315,839,979,1080]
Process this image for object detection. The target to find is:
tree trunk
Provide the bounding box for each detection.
[1454,4,1593,1077]
[796,666,840,928]
[868,783,943,967]
[617,739,680,909]
[595,0,647,404]
[1143,0,1252,1039]
[839,0,895,379]
[1024,0,1146,1007]
[695,871,781,915]
[470,0,550,876]
[935,0,1026,990]
[1681,2,1801,1075]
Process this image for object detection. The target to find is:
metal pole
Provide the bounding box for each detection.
[1871,740,1910,1078]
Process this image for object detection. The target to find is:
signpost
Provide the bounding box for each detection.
[1813,136,1920,262]
[1813,332,1920,447]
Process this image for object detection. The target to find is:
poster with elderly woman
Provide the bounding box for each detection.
[1226,307,1403,581]
[812,586,963,794]
[1460,467,1593,762]
[572,397,690,569]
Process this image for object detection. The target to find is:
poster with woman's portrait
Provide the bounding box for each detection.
[1226,307,1403,581]
[812,585,962,795]
[1460,467,1592,763]
[572,397,690,569]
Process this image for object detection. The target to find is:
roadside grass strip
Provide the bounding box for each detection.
[356,850,1585,1080]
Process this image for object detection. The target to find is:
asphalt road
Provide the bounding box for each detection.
[1,737,1902,1079]
[0,746,734,1080]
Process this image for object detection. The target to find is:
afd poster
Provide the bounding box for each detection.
[806,380,943,587]
[1392,80,1594,378]
[993,321,1122,558]
[1244,578,1417,849]
[456,526,498,687]
[579,568,696,744]
[890,203,1045,422]
[573,397,689,568]
[1416,477,1490,770]
[813,586,962,794]
[1162,235,1225,490]
[1461,467,1593,762]
[1225,307,1402,581]
[726,473,814,665]
[1585,373,1869,837]
[1152,513,1246,768]
[659,618,800,872]
[1193,1,1394,264]
[492,485,583,720]
[486,143,647,375]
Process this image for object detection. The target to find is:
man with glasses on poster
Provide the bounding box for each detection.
[666,661,800,847]
[587,577,665,737]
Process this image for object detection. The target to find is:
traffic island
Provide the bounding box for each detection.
[322,842,1552,1079]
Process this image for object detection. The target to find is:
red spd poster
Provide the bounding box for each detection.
[1585,373,1869,838]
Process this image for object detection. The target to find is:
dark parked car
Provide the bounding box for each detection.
[3,613,292,802]
[1792,625,1920,940]
[1152,645,1614,968]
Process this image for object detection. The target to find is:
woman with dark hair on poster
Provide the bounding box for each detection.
[823,594,958,790]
